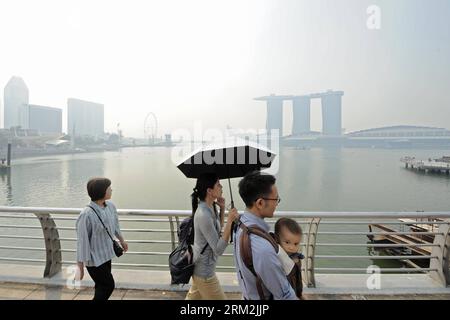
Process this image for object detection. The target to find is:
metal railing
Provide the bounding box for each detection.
[0,206,449,288]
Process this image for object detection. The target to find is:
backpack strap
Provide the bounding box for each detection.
[200,243,208,254]
[238,220,278,300]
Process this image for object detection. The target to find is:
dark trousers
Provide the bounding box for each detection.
[86,260,115,300]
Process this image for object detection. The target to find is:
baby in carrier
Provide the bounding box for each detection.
[272,217,304,299]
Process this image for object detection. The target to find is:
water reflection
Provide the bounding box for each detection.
[0,169,13,206]
[2,155,105,207]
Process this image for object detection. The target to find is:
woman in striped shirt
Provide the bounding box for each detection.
[76,177,128,300]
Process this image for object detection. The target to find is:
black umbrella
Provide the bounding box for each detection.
[177,139,276,208]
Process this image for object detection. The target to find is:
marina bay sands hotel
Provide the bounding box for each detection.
[254,90,450,148]
[255,90,344,136]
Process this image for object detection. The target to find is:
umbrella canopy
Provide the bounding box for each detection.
[177,138,276,208]
[177,139,276,179]
[176,138,276,243]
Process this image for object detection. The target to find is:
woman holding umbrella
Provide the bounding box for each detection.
[185,173,239,300]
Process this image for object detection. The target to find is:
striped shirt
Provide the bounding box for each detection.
[76,200,123,267]
[192,201,228,278]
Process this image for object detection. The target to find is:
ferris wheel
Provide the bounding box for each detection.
[144,112,158,143]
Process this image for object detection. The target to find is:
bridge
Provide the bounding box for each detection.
[0,206,449,300]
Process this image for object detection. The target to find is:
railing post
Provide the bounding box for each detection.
[304,217,321,288]
[430,219,450,287]
[35,213,62,278]
[175,216,180,246]
[169,216,176,251]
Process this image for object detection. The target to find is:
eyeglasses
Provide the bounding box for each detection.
[262,197,281,204]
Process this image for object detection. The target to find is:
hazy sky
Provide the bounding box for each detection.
[0,0,449,138]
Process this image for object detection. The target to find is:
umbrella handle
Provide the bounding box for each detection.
[228,178,234,209]
[228,177,235,243]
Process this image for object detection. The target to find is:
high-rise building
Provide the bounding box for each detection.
[28,104,62,134]
[292,96,311,135]
[321,91,344,136]
[255,90,344,137]
[254,94,292,136]
[3,77,29,129]
[67,98,104,137]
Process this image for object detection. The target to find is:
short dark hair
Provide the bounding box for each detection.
[275,217,303,236]
[238,171,276,208]
[87,178,111,201]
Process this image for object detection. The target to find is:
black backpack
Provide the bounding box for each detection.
[178,216,195,245]
[169,216,208,285]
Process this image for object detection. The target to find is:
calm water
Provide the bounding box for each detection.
[1,146,450,271]
[3,146,450,211]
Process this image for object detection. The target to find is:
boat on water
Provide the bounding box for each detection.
[0,159,10,171]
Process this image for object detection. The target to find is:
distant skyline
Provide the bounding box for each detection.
[1,0,449,138]
[68,98,104,137]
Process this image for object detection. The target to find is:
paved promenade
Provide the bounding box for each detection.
[1,282,450,300]
[0,264,449,300]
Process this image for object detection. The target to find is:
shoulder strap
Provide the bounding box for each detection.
[88,205,115,243]
[186,213,210,255]
[200,243,208,254]
[238,220,278,300]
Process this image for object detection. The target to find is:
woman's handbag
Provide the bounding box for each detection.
[88,205,124,257]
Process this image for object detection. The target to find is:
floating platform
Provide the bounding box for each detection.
[401,156,450,175]
[367,218,440,268]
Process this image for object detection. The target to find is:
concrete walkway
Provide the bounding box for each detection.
[0,281,198,300]
[1,263,450,300]
[1,282,450,300]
